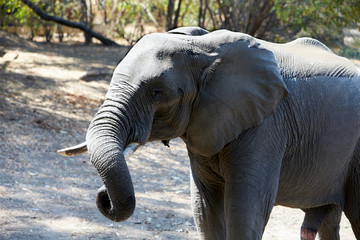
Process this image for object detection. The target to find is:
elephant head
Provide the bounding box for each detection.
[58,28,287,222]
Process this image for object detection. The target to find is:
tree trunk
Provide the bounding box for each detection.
[215,0,274,37]
[173,0,182,29]
[245,0,273,37]
[80,0,92,44]
[198,0,206,28]
[166,0,175,30]
[166,0,182,31]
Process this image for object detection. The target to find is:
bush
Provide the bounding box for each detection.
[338,46,360,60]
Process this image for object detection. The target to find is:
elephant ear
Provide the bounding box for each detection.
[185,35,288,157]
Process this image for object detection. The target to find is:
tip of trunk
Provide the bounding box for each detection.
[96,185,135,222]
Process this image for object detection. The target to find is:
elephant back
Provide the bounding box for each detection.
[259,38,360,79]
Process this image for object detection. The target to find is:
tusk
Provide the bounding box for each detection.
[57,142,87,156]
[123,142,141,160]
[57,141,140,158]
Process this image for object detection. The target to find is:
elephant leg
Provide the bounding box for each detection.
[344,153,360,239]
[220,146,282,239]
[190,167,226,240]
[317,205,341,240]
[301,205,341,240]
[301,207,325,240]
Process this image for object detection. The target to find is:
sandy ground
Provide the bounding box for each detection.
[0,31,358,239]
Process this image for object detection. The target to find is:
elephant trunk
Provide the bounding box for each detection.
[86,97,145,222]
[92,148,135,222]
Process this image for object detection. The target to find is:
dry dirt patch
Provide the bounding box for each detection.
[0,31,357,239]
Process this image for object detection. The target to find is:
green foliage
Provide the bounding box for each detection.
[103,0,155,43]
[1,0,88,41]
[1,0,359,44]
[355,39,360,49]
[100,0,199,43]
[1,0,38,39]
[1,0,31,27]
[273,0,360,42]
[338,46,360,60]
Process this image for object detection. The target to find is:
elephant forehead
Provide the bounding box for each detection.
[114,48,174,85]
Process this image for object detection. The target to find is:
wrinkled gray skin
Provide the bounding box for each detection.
[301,205,341,240]
[65,27,360,239]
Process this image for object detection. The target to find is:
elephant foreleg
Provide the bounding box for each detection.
[220,152,282,239]
[190,167,226,240]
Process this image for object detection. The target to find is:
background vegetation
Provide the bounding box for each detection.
[1,0,359,48]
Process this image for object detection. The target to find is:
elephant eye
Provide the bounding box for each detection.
[150,88,163,102]
[151,89,162,96]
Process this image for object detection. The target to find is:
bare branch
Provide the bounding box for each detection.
[21,0,119,46]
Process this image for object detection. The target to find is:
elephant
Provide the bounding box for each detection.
[58,26,360,239]
[301,205,341,240]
